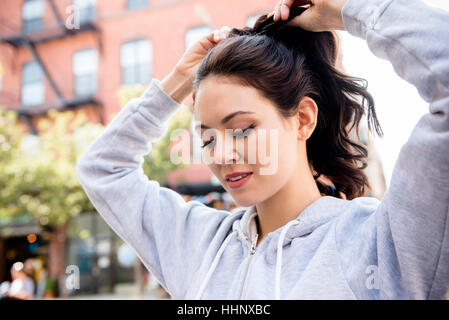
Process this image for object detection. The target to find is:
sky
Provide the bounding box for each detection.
[337,0,449,187]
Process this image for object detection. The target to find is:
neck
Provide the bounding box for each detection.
[254,161,322,245]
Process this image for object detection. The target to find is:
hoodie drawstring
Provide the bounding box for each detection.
[275,219,300,300]
[194,218,300,300]
[194,230,237,300]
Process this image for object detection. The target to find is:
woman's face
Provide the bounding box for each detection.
[193,75,302,207]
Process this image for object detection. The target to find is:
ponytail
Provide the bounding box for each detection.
[194,7,383,199]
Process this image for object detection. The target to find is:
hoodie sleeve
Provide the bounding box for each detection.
[341,0,449,298]
[75,78,230,298]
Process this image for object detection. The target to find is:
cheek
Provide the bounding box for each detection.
[263,128,299,180]
[207,163,221,179]
[277,131,299,168]
[249,126,288,176]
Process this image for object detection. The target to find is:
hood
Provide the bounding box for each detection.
[234,196,349,264]
[239,195,350,299]
[238,195,349,257]
[194,195,349,300]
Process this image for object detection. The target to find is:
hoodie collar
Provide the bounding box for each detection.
[194,196,349,299]
[233,205,258,251]
[234,195,349,263]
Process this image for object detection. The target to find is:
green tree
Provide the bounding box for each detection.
[0,84,191,226]
[0,109,101,226]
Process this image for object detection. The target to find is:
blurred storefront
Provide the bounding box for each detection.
[0,217,50,296]
[65,212,135,295]
[0,179,237,299]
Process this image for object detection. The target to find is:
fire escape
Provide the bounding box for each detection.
[0,0,104,134]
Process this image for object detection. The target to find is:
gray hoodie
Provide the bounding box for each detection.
[76,0,449,299]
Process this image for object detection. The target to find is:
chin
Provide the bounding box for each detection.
[227,191,259,208]
[234,199,255,208]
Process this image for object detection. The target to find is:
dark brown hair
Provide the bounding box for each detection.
[192,7,383,199]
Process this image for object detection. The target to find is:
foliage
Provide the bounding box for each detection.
[0,83,191,226]
[0,109,101,226]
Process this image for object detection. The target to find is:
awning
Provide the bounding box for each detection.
[172,183,225,196]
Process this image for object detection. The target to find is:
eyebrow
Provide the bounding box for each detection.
[195,111,256,130]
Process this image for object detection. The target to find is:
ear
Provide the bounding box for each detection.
[296,96,318,141]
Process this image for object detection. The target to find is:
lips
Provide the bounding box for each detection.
[225,172,253,189]
[225,172,252,181]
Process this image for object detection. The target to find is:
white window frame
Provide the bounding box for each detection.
[73,49,98,97]
[185,25,212,51]
[120,39,152,85]
[73,0,96,24]
[21,61,45,107]
[22,0,44,33]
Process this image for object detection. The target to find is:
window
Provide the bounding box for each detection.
[120,39,152,85]
[127,0,148,10]
[73,49,98,97]
[22,0,44,34]
[21,61,45,107]
[185,25,212,51]
[246,14,261,28]
[73,0,95,24]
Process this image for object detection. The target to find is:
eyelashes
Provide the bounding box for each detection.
[201,123,256,149]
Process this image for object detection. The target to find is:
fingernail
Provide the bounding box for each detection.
[281,4,288,20]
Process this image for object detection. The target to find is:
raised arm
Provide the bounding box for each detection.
[76,28,234,298]
[272,0,449,298]
[342,0,449,299]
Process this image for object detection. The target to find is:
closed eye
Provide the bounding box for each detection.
[201,138,215,149]
[200,124,255,149]
[232,123,255,138]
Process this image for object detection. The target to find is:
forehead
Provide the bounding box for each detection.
[193,75,276,124]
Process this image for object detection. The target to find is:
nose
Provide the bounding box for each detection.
[214,131,242,165]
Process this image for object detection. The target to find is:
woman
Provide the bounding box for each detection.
[76,0,449,299]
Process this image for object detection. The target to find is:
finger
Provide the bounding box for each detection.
[219,26,231,40]
[280,2,290,20]
[273,1,282,21]
[208,27,230,45]
[276,0,295,21]
[196,29,220,52]
[286,7,315,31]
[282,0,298,7]
[212,29,220,42]
[220,25,232,33]
[280,0,312,20]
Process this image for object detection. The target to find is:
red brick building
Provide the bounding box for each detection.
[0,0,275,126]
[0,0,279,297]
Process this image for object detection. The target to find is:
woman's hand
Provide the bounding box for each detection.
[175,26,232,78]
[161,26,231,104]
[267,0,348,32]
